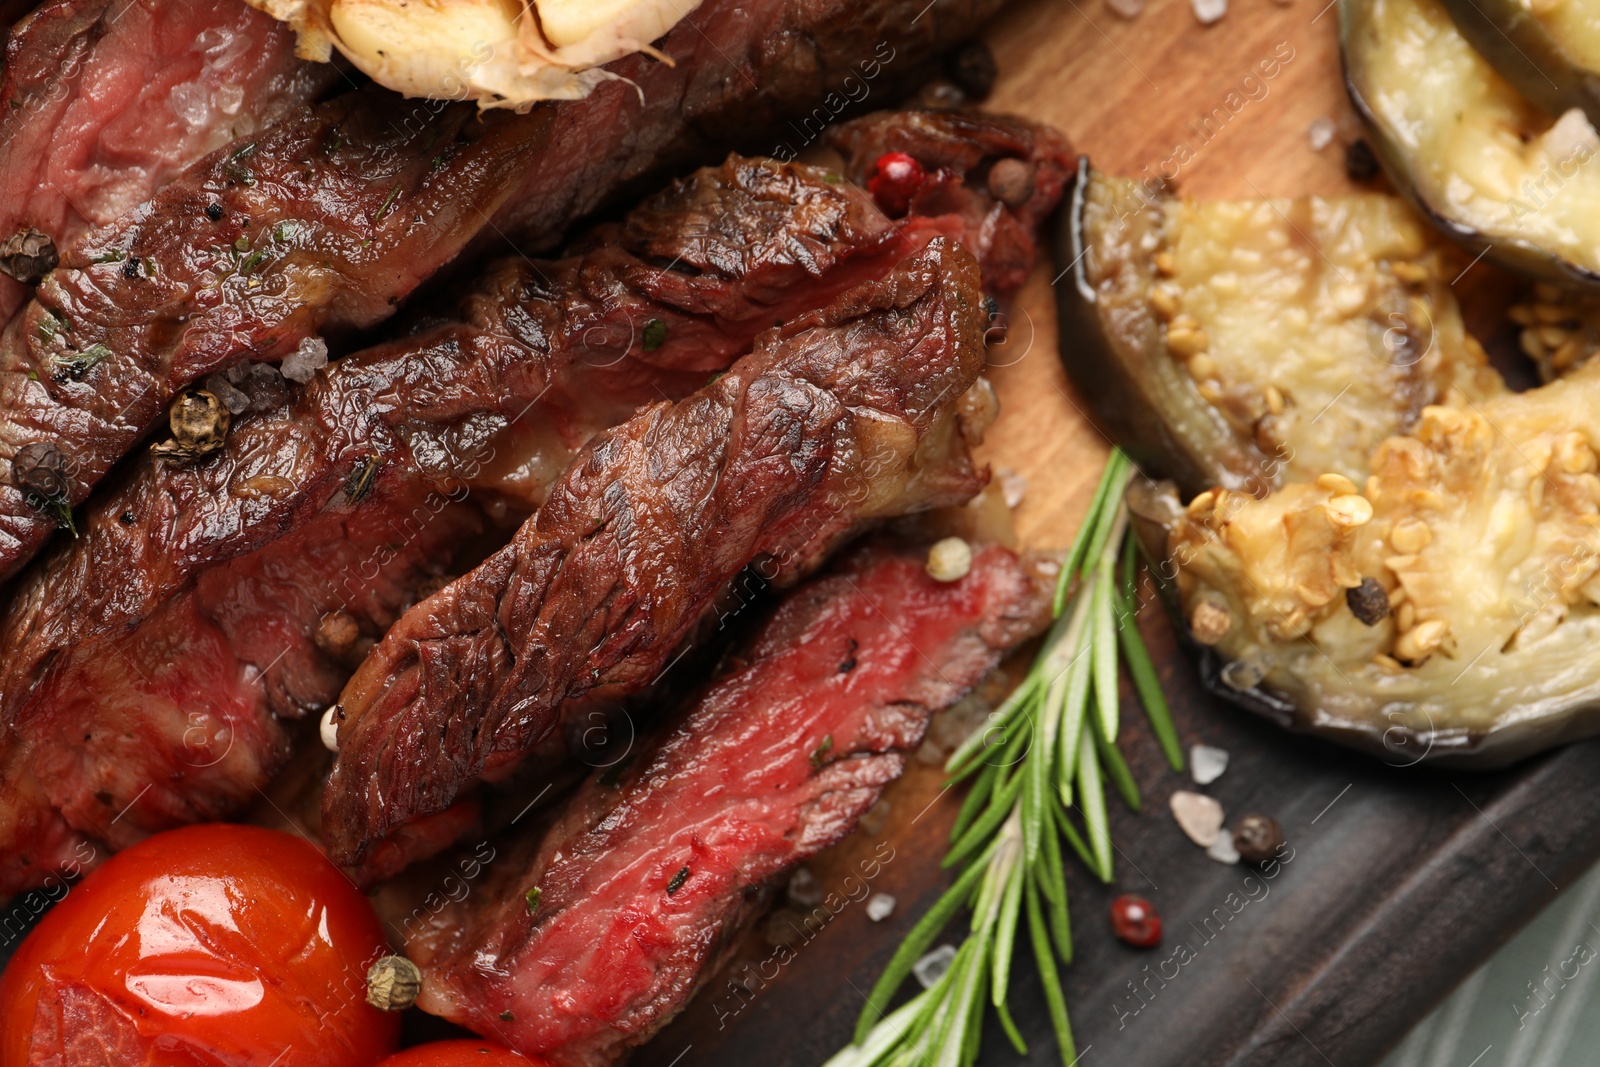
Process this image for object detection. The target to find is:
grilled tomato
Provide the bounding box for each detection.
[375,1042,545,1066]
[1056,161,1500,496]
[0,824,399,1067]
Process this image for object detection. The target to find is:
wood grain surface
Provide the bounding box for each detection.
[633,1,1600,1065]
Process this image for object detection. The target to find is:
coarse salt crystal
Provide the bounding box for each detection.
[1308,117,1337,151]
[866,893,897,922]
[787,867,823,908]
[1207,832,1241,864]
[1191,0,1226,24]
[280,336,329,383]
[1190,744,1230,785]
[1170,789,1225,847]
[913,945,957,989]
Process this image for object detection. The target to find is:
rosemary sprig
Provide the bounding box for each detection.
[828,449,1183,1067]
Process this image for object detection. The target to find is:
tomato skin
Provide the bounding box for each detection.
[0,824,399,1067]
[374,1041,548,1066]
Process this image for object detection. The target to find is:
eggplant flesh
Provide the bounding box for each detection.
[1138,363,1600,765]
[1513,281,1600,380]
[1057,162,1499,497]
[1343,0,1600,286]
[1437,0,1600,127]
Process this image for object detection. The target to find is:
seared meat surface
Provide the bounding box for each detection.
[410,537,1052,1065]
[0,93,556,584]
[0,0,335,321]
[0,0,1006,584]
[0,157,906,896]
[833,108,1074,298]
[489,0,1010,254]
[322,237,991,864]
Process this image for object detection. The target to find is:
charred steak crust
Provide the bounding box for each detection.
[0,92,556,584]
[322,238,990,865]
[412,538,1052,1064]
[0,0,1007,585]
[489,0,1011,254]
[830,108,1077,299]
[0,157,912,896]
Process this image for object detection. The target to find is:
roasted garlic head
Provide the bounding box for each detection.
[248,0,698,109]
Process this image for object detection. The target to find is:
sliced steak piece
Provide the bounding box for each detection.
[322,237,991,865]
[0,0,335,321]
[410,537,1052,1065]
[489,0,1010,254]
[0,93,556,585]
[831,108,1076,299]
[0,0,1005,586]
[0,157,910,897]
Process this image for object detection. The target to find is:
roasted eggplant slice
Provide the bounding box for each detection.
[1512,281,1600,379]
[1137,363,1600,765]
[1437,0,1600,126]
[1342,0,1600,286]
[1057,161,1500,496]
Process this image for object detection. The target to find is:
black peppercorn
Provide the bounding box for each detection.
[151,389,229,464]
[205,203,225,221]
[948,42,997,101]
[1233,814,1285,864]
[0,227,59,284]
[1346,576,1390,626]
[1345,138,1380,183]
[12,440,71,500]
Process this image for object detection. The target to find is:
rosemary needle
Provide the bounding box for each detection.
[830,449,1182,1067]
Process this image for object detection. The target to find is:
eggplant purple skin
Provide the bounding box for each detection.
[1052,159,1279,499]
[1125,479,1600,769]
[1339,0,1600,289]
[1436,0,1600,129]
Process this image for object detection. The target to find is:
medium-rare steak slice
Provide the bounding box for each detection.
[322,236,991,864]
[0,0,336,321]
[409,537,1052,1065]
[0,157,911,897]
[0,0,1005,585]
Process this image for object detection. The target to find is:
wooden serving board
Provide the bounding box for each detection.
[634,0,1600,1064]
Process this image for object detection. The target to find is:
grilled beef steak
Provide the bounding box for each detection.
[321,237,991,864]
[488,0,1009,254]
[0,98,1076,895]
[0,0,1005,585]
[0,157,922,897]
[0,92,557,585]
[409,537,1052,1065]
[0,0,335,321]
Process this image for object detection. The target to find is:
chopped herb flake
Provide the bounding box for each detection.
[91,250,125,264]
[345,454,383,503]
[810,735,834,769]
[525,886,541,914]
[641,318,668,351]
[51,344,112,381]
[375,184,401,222]
[498,1010,514,1021]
